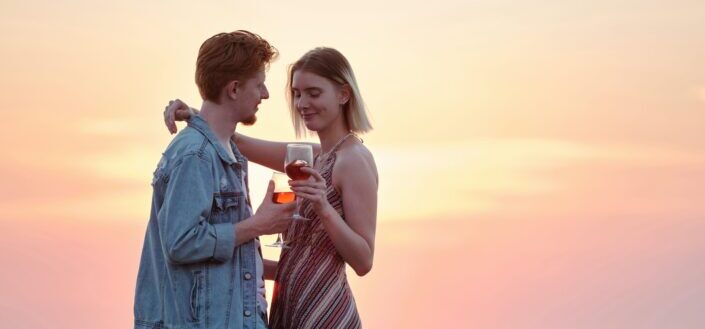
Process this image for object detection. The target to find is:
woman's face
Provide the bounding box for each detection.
[291,70,347,132]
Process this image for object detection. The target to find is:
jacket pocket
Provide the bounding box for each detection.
[210,192,242,224]
[190,270,203,322]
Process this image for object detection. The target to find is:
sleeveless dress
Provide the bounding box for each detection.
[269,134,362,329]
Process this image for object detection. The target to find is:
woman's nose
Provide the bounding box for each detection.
[297,96,309,109]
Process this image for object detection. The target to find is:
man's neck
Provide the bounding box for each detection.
[199,100,238,153]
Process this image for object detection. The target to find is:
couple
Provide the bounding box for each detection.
[133,30,378,329]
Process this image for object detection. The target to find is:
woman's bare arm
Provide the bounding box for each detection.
[324,146,378,276]
[234,133,320,172]
[163,98,320,170]
[291,145,378,276]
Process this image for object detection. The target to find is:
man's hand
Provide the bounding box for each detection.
[252,180,296,235]
[235,180,295,246]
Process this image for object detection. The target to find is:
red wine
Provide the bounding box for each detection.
[272,191,295,204]
[285,160,311,180]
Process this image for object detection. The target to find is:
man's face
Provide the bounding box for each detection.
[236,69,269,126]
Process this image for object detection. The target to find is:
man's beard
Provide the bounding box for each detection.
[242,115,257,126]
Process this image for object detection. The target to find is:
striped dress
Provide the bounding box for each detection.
[269,135,362,329]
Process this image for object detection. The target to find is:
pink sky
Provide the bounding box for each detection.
[2,211,705,328]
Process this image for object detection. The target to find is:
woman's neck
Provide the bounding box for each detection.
[317,122,350,155]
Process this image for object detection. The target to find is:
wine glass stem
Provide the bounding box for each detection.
[295,196,301,218]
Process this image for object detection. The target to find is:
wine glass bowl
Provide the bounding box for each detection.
[271,172,295,204]
[266,172,294,248]
[285,160,311,181]
[285,144,314,221]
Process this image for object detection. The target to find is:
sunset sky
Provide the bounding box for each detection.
[1,0,705,328]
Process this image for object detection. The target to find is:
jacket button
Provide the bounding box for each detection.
[244,273,252,280]
[244,310,252,317]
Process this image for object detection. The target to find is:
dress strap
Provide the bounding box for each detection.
[329,133,356,154]
[316,132,359,167]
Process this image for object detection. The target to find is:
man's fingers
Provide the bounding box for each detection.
[280,202,296,211]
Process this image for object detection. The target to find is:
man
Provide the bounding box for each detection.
[134,30,293,329]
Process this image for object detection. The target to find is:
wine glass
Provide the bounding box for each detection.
[285,144,313,221]
[266,172,294,248]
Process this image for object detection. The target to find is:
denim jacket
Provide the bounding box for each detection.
[134,115,260,329]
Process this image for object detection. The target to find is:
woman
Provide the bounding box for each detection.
[165,47,377,329]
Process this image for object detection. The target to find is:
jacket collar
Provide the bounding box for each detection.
[187,115,246,166]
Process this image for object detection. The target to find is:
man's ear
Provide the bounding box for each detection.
[224,80,240,100]
[339,84,351,105]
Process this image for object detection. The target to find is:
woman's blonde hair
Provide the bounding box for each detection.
[286,47,372,138]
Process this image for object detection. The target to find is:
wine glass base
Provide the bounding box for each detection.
[266,241,289,248]
[292,214,312,221]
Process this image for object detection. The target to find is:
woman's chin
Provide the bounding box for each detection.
[303,121,320,131]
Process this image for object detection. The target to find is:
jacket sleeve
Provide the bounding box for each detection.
[158,153,236,265]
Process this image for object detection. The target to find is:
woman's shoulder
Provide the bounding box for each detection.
[333,139,378,184]
[337,139,375,165]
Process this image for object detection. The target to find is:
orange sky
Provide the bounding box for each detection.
[1,1,705,328]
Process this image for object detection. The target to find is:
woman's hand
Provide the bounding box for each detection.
[290,167,332,215]
[163,99,195,134]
